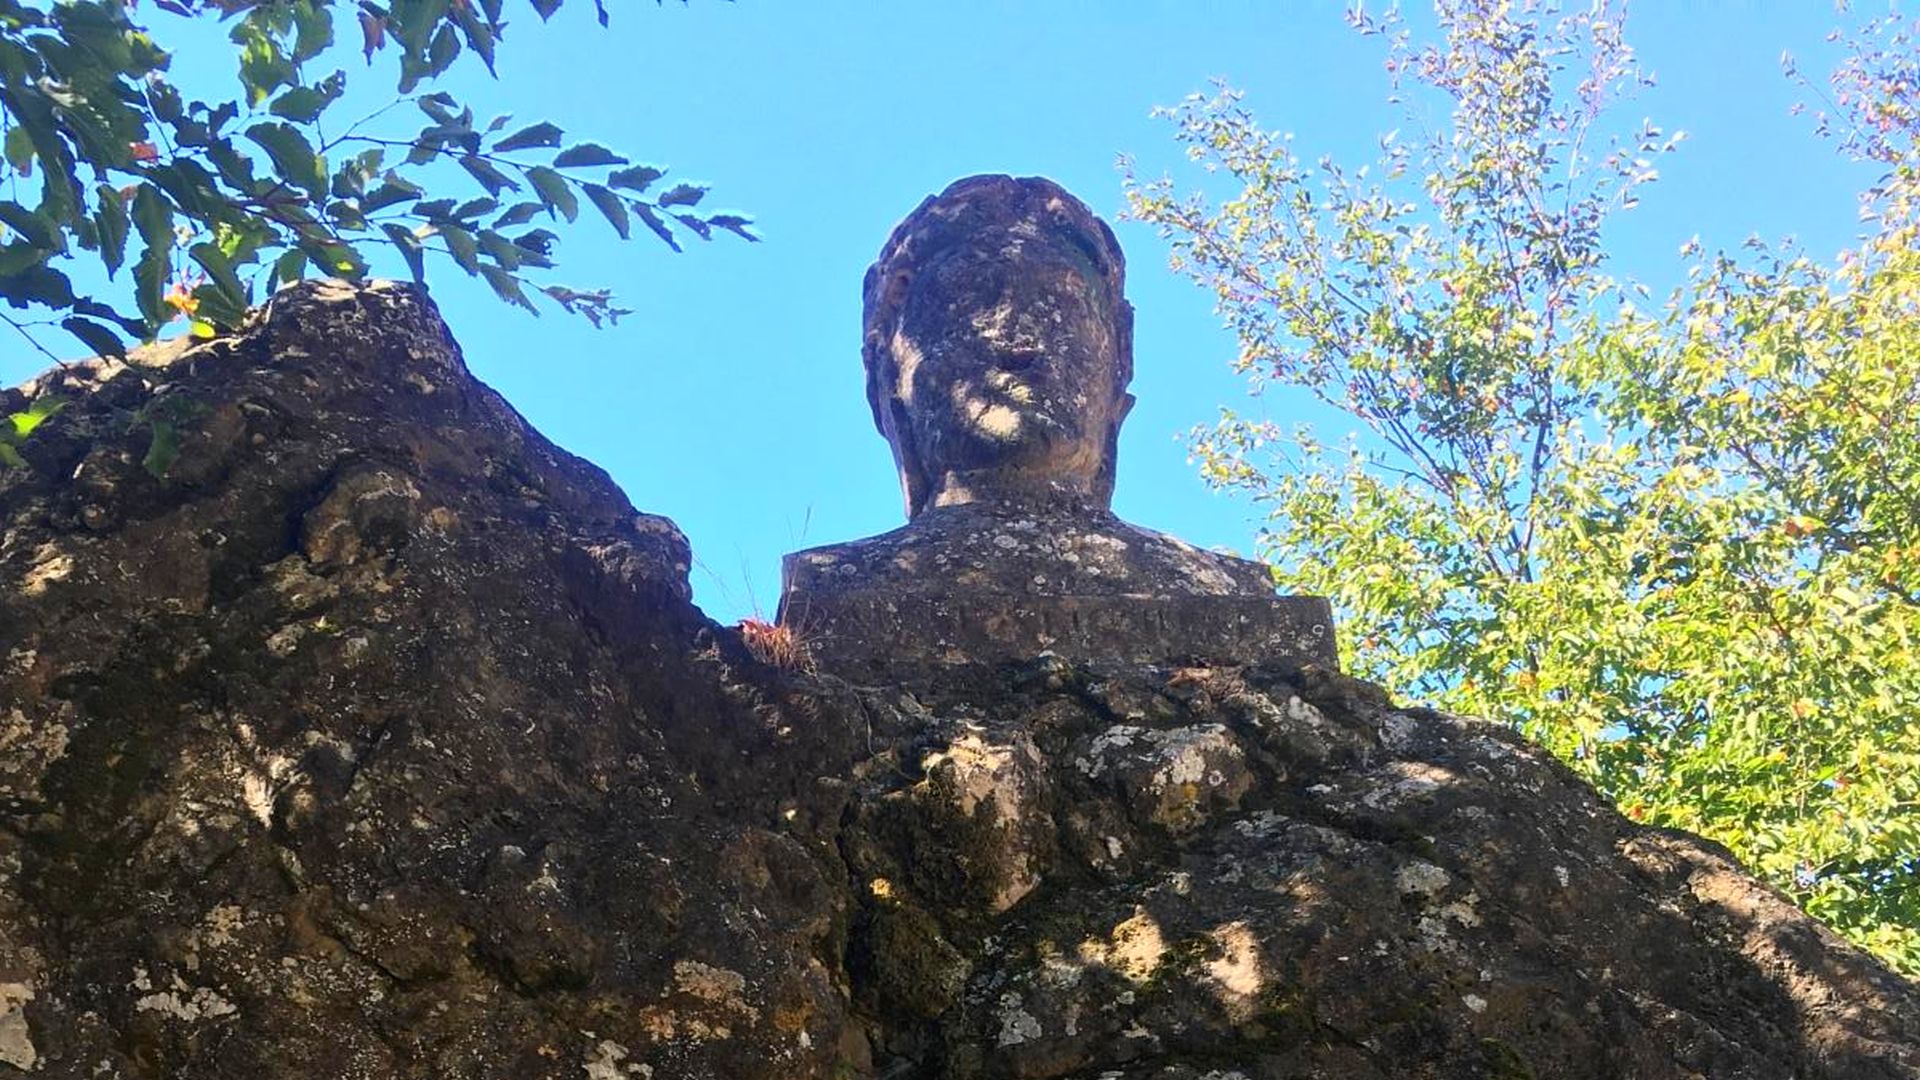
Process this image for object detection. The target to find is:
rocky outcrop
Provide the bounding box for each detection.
[0,282,865,1079]
[1,282,1916,1079]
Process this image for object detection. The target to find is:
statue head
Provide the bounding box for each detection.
[862,174,1136,519]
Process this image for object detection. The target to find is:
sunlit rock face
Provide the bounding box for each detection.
[780,175,1337,682]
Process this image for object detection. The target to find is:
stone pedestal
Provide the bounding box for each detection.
[782,586,1336,683]
[779,504,1338,681]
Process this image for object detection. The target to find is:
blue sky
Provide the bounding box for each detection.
[12,3,1888,623]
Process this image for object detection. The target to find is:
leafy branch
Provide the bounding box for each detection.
[0,0,752,457]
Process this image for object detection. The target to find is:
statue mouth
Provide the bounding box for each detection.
[989,347,1044,374]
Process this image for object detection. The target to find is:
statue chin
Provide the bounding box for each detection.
[928,399,1082,459]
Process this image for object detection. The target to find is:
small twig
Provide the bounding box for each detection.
[3,310,69,370]
[318,96,412,155]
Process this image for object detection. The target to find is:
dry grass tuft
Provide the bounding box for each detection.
[739,616,813,672]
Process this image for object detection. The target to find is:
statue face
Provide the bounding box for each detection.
[880,227,1126,502]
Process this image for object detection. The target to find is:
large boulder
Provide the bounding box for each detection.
[0,282,1914,1079]
[0,282,865,1080]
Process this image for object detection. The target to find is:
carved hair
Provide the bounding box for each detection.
[860,174,1136,517]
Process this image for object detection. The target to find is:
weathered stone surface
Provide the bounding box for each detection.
[782,503,1338,683]
[842,666,1920,1079]
[781,175,1336,679]
[1,280,1916,1080]
[857,174,1136,520]
[0,282,866,1080]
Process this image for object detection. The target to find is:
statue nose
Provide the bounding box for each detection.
[991,346,1043,373]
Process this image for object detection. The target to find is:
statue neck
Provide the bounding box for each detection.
[918,469,1110,518]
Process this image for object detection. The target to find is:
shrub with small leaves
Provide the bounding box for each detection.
[1129,2,1920,975]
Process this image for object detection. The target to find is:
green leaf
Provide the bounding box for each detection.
[131,185,173,247]
[233,16,296,106]
[607,164,663,192]
[206,139,257,189]
[0,241,50,277]
[71,298,147,339]
[440,223,481,273]
[269,72,346,124]
[206,101,240,137]
[61,316,125,359]
[582,184,629,239]
[3,126,34,175]
[190,282,248,329]
[492,121,563,153]
[633,203,680,252]
[657,182,706,208]
[453,197,500,220]
[9,394,65,437]
[291,0,335,62]
[53,102,128,172]
[301,237,366,279]
[361,182,422,214]
[476,228,522,269]
[0,265,75,308]
[148,78,185,123]
[426,22,461,74]
[404,131,447,166]
[459,155,520,196]
[512,228,558,257]
[389,0,451,50]
[245,123,328,200]
[0,443,24,469]
[129,186,174,328]
[479,263,535,310]
[505,229,554,268]
[417,91,462,126]
[146,162,231,225]
[492,201,542,227]
[525,166,578,221]
[708,213,759,241]
[0,201,59,249]
[552,143,626,169]
[455,3,496,73]
[382,222,426,283]
[133,241,170,329]
[529,0,562,21]
[11,98,80,222]
[271,248,307,289]
[189,242,247,308]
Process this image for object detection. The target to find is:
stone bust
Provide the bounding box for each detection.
[862,172,1133,519]
[780,175,1335,680]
